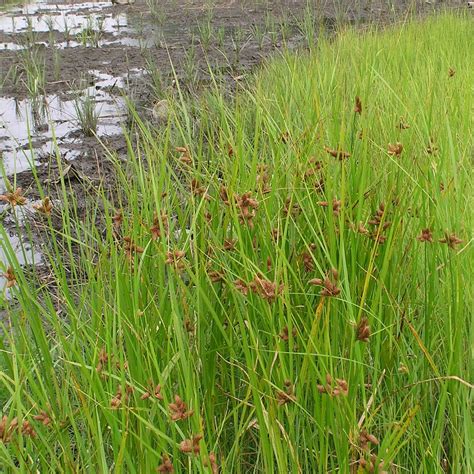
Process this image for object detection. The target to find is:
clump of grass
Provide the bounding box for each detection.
[76,17,103,48]
[251,23,266,49]
[18,46,45,97]
[147,0,167,25]
[197,14,214,51]
[73,90,99,137]
[0,12,472,473]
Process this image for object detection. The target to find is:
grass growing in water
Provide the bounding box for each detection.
[73,90,99,137]
[0,12,472,473]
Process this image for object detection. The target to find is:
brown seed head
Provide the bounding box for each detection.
[0,416,18,443]
[165,250,186,270]
[324,146,351,160]
[417,228,433,243]
[33,197,53,216]
[33,411,51,426]
[356,317,371,343]
[0,187,27,207]
[205,452,219,474]
[387,142,403,156]
[223,238,236,251]
[176,146,192,166]
[157,455,174,473]
[169,395,193,421]
[249,274,284,302]
[235,192,259,228]
[21,420,36,438]
[179,434,203,454]
[234,279,249,296]
[3,266,17,288]
[439,232,463,249]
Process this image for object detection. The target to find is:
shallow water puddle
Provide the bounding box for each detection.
[0,201,44,289]
[1,74,126,185]
[0,1,129,35]
[1,34,154,50]
[0,0,143,271]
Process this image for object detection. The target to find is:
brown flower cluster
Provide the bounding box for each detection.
[235,192,259,228]
[223,238,236,251]
[439,232,463,249]
[96,348,128,378]
[309,268,341,297]
[191,179,209,201]
[257,164,271,195]
[301,246,316,272]
[317,374,348,397]
[169,395,193,421]
[426,138,438,155]
[141,383,164,401]
[124,236,144,261]
[219,186,231,206]
[303,158,325,194]
[368,202,390,244]
[324,146,351,161]
[1,416,37,443]
[353,429,389,474]
[33,197,53,216]
[165,250,186,271]
[204,452,219,474]
[150,212,169,240]
[416,228,463,249]
[176,146,192,166]
[249,274,284,302]
[233,274,284,302]
[351,221,369,236]
[33,410,52,426]
[0,187,27,207]
[157,454,174,473]
[279,325,297,342]
[110,384,134,409]
[318,198,342,217]
[179,434,202,454]
[276,380,296,406]
[2,266,16,288]
[387,142,403,156]
[417,228,433,243]
[398,118,410,130]
[234,279,249,296]
[157,444,218,473]
[356,317,371,343]
[112,210,123,231]
[96,347,109,373]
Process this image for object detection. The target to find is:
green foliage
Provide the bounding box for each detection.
[0,13,472,473]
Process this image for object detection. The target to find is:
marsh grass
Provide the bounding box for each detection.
[73,90,99,137]
[18,47,45,97]
[76,18,104,48]
[0,12,472,473]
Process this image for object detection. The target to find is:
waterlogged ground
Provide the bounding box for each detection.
[0,0,465,286]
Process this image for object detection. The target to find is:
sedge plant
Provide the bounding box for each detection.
[0,12,472,473]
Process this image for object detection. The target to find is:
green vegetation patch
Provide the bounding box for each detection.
[0,12,472,473]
